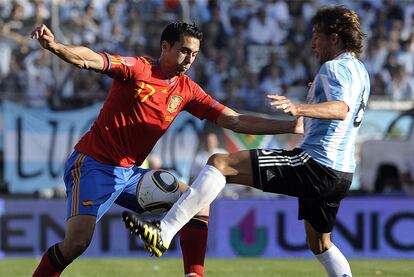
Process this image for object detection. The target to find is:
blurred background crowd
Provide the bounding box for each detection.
[1,0,414,110]
[1,0,414,198]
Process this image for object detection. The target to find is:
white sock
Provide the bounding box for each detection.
[316,244,352,277]
[160,165,226,244]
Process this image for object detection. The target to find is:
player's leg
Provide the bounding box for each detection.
[124,148,313,256]
[160,147,313,246]
[158,150,254,247]
[178,207,209,277]
[120,174,209,276]
[34,151,133,276]
[298,168,353,277]
[177,181,209,277]
[122,150,253,256]
[305,221,352,277]
[33,215,96,276]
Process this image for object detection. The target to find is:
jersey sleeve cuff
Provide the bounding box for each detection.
[208,102,226,123]
[99,52,111,72]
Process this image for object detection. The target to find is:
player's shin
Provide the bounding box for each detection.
[160,165,225,244]
[180,215,209,277]
[33,243,72,277]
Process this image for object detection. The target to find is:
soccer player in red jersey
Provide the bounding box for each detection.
[31,22,303,276]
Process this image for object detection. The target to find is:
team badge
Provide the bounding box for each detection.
[167,95,183,113]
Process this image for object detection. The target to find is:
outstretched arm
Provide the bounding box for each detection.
[216,106,303,135]
[30,24,103,71]
[268,95,349,120]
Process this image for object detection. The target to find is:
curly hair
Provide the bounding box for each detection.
[160,22,203,46]
[311,6,365,58]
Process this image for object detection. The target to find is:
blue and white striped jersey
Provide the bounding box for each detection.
[299,52,370,173]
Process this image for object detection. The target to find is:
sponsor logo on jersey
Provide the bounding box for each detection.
[167,95,183,113]
[266,169,276,181]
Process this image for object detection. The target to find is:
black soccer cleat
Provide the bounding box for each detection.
[122,210,169,257]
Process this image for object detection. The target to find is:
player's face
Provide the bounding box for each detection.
[164,35,200,76]
[311,28,337,65]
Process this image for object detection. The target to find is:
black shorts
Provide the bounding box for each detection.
[250,148,352,233]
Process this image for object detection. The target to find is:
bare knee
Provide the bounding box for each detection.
[306,236,332,255]
[207,153,229,173]
[60,215,96,261]
[304,221,332,255]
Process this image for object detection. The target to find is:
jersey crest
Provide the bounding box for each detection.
[167,95,183,113]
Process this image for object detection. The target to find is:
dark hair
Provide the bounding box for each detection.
[160,22,203,46]
[311,6,365,58]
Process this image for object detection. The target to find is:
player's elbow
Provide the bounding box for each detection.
[337,112,347,121]
[220,114,244,133]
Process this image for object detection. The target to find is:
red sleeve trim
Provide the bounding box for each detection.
[207,101,226,123]
[98,52,110,72]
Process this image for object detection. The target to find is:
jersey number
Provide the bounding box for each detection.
[354,88,366,127]
[134,82,156,103]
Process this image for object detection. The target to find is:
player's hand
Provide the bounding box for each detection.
[267,95,298,116]
[30,24,56,50]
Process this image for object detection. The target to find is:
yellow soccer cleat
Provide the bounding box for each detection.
[122,210,169,257]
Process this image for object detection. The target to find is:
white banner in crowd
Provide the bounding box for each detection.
[3,101,100,193]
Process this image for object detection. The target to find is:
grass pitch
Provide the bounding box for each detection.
[2,258,413,276]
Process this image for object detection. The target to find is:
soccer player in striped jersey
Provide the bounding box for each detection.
[30,22,302,277]
[127,6,369,277]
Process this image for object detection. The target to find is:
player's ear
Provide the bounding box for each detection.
[331,33,341,46]
[161,40,171,52]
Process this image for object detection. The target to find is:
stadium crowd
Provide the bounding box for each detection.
[1,0,414,110]
[1,0,414,197]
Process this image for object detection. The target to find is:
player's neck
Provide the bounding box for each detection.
[157,59,179,84]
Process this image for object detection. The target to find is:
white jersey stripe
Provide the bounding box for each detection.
[320,74,334,101]
[258,151,310,160]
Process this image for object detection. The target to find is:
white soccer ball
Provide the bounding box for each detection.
[136,169,181,215]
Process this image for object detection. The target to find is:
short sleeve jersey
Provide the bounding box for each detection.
[75,53,225,167]
[299,52,370,173]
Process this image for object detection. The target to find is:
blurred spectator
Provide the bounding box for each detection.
[240,71,263,111]
[282,52,307,87]
[266,0,290,27]
[396,38,414,75]
[4,1,27,35]
[385,65,414,100]
[189,132,226,183]
[189,0,211,24]
[259,65,284,96]
[358,1,376,38]
[370,73,387,97]
[24,50,53,107]
[205,52,230,102]
[246,7,286,45]
[2,0,414,108]
[25,0,51,28]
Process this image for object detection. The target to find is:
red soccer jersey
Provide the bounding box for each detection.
[75,53,225,167]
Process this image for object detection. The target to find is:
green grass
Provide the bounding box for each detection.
[2,258,414,276]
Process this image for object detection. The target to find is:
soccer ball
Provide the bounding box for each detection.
[136,169,181,215]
